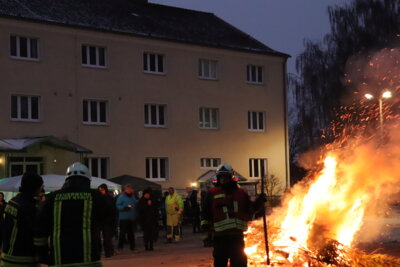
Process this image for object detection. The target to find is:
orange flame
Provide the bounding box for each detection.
[245,131,400,265]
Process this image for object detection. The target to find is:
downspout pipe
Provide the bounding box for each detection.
[283,58,290,189]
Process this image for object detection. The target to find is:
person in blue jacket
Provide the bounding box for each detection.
[116,184,138,251]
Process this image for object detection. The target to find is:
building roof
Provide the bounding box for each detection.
[0,136,92,153]
[0,0,288,57]
[109,174,162,192]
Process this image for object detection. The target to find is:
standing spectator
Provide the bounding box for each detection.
[138,188,159,251]
[35,162,108,266]
[190,189,201,233]
[160,191,169,229]
[165,187,183,243]
[2,173,43,267]
[116,184,138,251]
[98,183,117,257]
[0,192,7,250]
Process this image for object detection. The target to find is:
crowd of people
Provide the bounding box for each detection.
[0,161,265,267]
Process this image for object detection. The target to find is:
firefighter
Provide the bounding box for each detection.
[165,187,183,243]
[1,173,44,267]
[201,163,266,267]
[34,162,108,267]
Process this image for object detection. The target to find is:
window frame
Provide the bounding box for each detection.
[249,158,267,179]
[143,52,165,74]
[246,64,264,84]
[81,44,108,68]
[9,35,40,61]
[82,99,109,125]
[144,104,167,128]
[248,111,266,132]
[200,158,221,169]
[199,107,219,130]
[10,95,41,122]
[84,157,110,178]
[145,157,169,181]
[198,59,218,80]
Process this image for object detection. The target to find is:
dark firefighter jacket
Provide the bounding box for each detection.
[34,177,108,267]
[201,184,258,236]
[1,193,40,267]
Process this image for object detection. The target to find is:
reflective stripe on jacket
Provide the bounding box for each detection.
[35,178,108,267]
[208,186,252,233]
[1,194,39,266]
[165,193,183,215]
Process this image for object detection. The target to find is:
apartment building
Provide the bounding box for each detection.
[0,0,290,191]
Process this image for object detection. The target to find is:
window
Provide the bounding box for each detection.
[248,111,265,131]
[143,52,164,73]
[144,104,166,127]
[83,100,108,124]
[81,45,107,67]
[11,95,40,121]
[249,158,267,178]
[84,157,109,178]
[198,59,217,79]
[146,158,168,179]
[8,157,43,176]
[199,107,219,129]
[200,158,221,168]
[10,35,39,60]
[247,65,263,84]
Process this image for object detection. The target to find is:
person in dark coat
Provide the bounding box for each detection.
[98,183,117,257]
[2,173,43,267]
[138,188,159,251]
[190,189,201,233]
[0,192,7,250]
[160,191,169,229]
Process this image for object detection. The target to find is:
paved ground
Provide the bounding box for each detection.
[102,226,213,267]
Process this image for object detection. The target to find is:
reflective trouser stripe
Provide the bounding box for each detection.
[166,225,180,240]
[53,201,62,265]
[82,198,93,263]
[1,261,39,267]
[213,219,247,232]
[213,194,225,199]
[1,253,38,264]
[49,260,102,267]
[7,219,18,256]
[33,237,47,246]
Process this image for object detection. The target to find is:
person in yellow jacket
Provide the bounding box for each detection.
[165,187,184,243]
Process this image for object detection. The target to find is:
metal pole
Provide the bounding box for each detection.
[261,169,271,266]
[379,98,384,139]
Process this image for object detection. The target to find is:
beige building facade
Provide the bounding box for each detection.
[0,1,290,191]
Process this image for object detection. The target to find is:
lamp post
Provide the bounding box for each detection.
[364,90,392,138]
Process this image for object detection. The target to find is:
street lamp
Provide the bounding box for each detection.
[364,90,392,138]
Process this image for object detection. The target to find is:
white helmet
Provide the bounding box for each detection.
[216,163,233,177]
[66,162,91,180]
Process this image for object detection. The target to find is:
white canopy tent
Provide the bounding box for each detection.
[0,174,121,200]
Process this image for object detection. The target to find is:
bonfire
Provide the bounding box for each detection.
[244,48,400,266]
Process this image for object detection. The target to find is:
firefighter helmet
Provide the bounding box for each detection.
[66,162,91,180]
[216,163,233,177]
